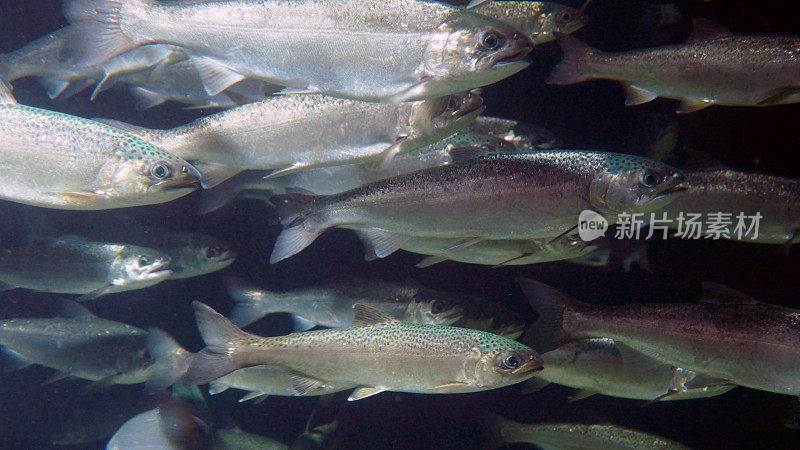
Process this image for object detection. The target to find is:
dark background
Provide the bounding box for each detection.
[1,1,800,448]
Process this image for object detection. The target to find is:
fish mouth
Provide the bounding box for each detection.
[144,269,173,280]
[494,49,532,67]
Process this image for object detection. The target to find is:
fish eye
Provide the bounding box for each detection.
[559,12,572,24]
[480,31,504,51]
[137,256,152,267]
[430,301,446,314]
[149,162,172,180]
[205,246,223,258]
[640,170,661,188]
[446,95,462,111]
[500,352,521,370]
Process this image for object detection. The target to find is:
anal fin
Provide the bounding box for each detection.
[757,86,800,106]
[624,85,658,105]
[289,372,328,396]
[190,55,246,97]
[677,98,713,114]
[347,386,386,401]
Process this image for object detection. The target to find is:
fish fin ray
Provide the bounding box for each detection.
[352,304,399,327]
[426,381,470,393]
[546,33,597,85]
[239,391,268,403]
[191,161,242,189]
[356,228,409,259]
[289,372,328,396]
[269,194,323,263]
[145,327,192,391]
[347,386,386,401]
[62,0,138,66]
[1,348,32,371]
[36,77,70,99]
[190,55,246,96]
[183,301,251,385]
[624,85,658,105]
[517,278,583,353]
[569,389,598,402]
[207,381,229,395]
[0,82,16,104]
[677,99,713,113]
[42,371,75,386]
[226,277,272,327]
[465,0,490,8]
[93,118,147,135]
[415,255,447,268]
[59,300,94,318]
[264,163,305,179]
[75,285,114,302]
[291,315,317,332]
[386,76,435,103]
[129,86,168,110]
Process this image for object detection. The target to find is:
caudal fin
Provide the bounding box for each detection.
[545,33,599,85]
[269,194,324,263]
[226,277,275,327]
[145,328,195,392]
[183,301,252,386]
[62,0,140,66]
[517,278,584,353]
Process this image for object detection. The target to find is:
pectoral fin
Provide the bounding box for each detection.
[1,348,31,371]
[264,163,305,180]
[347,386,387,401]
[192,161,242,189]
[238,391,269,403]
[42,371,76,386]
[75,285,114,302]
[415,256,448,268]
[387,76,435,103]
[757,86,800,106]
[52,190,107,204]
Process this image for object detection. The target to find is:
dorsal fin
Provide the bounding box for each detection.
[352,304,399,327]
[687,18,732,43]
[700,282,760,305]
[60,299,94,318]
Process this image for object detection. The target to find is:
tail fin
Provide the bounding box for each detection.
[62,0,140,66]
[145,328,195,392]
[269,194,324,263]
[183,301,253,386]
[226,277,275,327]
[517,278,584,353]
[480,412,525,447]
[545,33,598,85]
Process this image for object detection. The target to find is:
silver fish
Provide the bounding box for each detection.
[527,338,736,402]
[197,116,562,212]
[471,1,587,45]
[86,227,235,280]
[521,278,800,396]
[184,302,543,400]
[658,169,800,245]
[0,26,176,100]
[0,236,173,300]
[269,151,686,263]
[111,91,483,188]
[0,302,190,386]
[357,231,599,267]
[547,19,800,112]
[209,364,354,402]
[483,413,691,450]
[64,0,533,102]
[0,84,200,209]
[226,277,524,338]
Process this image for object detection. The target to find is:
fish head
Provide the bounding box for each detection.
[410,290,465,325]
[409,90,485,135]
[475,2,587,45]
[420,13,533,96]
[97,141,201,206]
[112,245,173,285]
[589,154,687,216]
[169,235,236,278]
[473,337,543,388]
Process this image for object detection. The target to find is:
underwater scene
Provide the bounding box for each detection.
[1,0,800,448]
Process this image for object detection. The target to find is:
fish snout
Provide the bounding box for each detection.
[513,349,544,375]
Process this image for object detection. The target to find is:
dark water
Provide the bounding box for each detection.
[1,0,799,448]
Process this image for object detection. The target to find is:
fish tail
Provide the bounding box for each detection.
[183,301,254,386]
[269,193,325,263]
[516,278,583,353]
[226,277,280,327]
[62,0,141,66]
[480,412,524,447]
[145,328,194,392]
[545,33,599,85]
